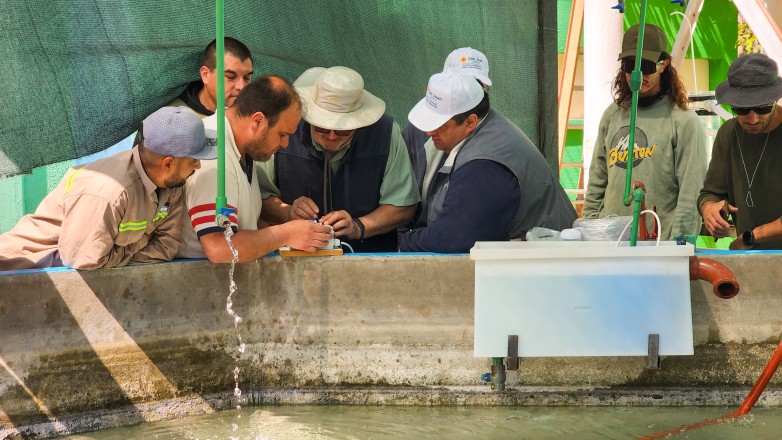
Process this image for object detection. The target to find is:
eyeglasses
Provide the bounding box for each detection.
[621,57,663,75]
[730,103,776,116]
[312,126,354,137]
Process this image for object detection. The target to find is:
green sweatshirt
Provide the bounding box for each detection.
[584,96,709,239]
[697,117,782,249]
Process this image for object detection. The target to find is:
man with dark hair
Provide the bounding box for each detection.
[584,24,708,240]
[256,66,419,252]
[178,76,332,262]
[0,107,216,270]
[699,53,782,250]
[169,37,254,118]
[400,72,576,253]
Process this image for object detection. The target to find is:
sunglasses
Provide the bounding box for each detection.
[312,126,354,137]
[621,58,663,75]
[730,103,775,116]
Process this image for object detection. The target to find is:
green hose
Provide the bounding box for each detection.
[214,0,228,222]
[622,0,649,246]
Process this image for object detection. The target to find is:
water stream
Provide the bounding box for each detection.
[224,226,245,438]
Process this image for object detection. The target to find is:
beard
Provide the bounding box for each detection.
[164,169,194,188]
[164,176,188,188]
[247,132,275,162]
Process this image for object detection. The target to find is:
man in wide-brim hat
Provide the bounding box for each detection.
[699,53,782,250]
[257,66,419,253]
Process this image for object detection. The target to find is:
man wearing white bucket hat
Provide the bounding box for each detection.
[257,66,420,252]
[399,72,576,253]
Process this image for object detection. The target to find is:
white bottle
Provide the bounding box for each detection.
[560,228,582,241]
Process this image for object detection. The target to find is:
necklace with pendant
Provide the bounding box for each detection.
[735,127,771,208]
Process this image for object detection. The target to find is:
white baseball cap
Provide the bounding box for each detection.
[443,47,492,86]
[407,72,485,132]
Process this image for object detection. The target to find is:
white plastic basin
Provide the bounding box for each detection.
[470,241,695,357]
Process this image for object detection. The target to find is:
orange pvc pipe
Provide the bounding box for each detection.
[736,337,782,414]
[689,256,740,299]
[637,412,739,439]
[639,338,782,438]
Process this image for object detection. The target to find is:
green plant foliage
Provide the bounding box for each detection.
[736,22,761,54]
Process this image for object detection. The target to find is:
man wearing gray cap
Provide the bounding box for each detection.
[699,53,782,250]
[0,106,215,271]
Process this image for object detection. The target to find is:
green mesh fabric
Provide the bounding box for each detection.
[0,1,556,177]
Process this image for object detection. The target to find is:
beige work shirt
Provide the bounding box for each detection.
[0,148,184,270]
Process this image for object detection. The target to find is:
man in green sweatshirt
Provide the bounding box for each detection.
[583,24,708,240]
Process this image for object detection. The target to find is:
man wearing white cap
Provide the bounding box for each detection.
[0,106,216,271]
[178,76,333,262]
[402,47,493,192]
[257,66,420,252]
[400,72,576,253]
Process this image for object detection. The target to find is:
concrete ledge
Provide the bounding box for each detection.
[5,386,782,439]
[1,252,781,436]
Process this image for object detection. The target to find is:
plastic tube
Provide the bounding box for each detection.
[688,256,740,299]
[670,11,698,93]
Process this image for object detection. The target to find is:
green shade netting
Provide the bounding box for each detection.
[0,0,555,177]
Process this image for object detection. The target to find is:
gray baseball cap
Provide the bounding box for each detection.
[141,106,217,160]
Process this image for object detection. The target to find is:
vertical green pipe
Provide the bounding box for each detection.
[622,0,648,207]
[214,0,227,220]
[621,0,649,246]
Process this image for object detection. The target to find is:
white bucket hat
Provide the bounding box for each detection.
[443,47,492,86]
[407,71,485,132]
[294,66,386,131]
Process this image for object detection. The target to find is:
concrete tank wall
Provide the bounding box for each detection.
[1,252,781,437]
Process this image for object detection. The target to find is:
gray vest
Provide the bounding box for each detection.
[425,109,576,238]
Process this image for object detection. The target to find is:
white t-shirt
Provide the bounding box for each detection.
[177,114,263,259]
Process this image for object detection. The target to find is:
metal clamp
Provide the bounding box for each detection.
[646,333,660,369]
[506,335,519,371]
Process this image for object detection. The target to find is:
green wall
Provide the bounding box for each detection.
[557,0,739,90]
[0,161,73,233]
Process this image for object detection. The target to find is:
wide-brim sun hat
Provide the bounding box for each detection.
[407,71,485,133]
[715,53,782,107]
[294,66,386,131]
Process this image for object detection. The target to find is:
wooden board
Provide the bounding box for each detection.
[279,247,343,257]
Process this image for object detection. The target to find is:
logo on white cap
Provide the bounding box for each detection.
[443,47,492,86]
[407,71,485,133]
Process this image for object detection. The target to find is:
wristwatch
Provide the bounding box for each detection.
[742,229,756,246]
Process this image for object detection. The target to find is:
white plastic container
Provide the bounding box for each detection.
[470,241,695,358]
